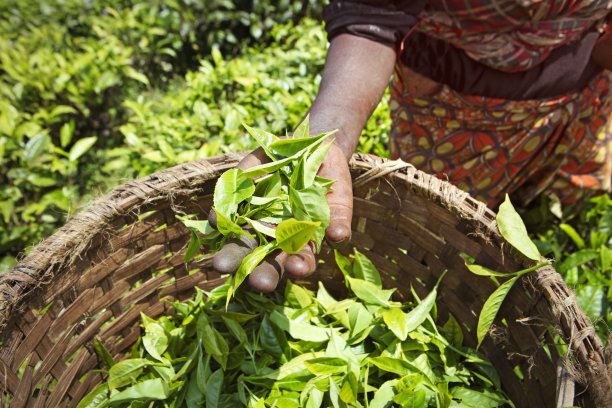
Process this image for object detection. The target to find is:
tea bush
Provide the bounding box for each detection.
[524,194,612,341]
[111,19,390,180]
[0,0,330,269]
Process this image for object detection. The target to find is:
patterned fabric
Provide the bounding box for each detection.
[389,66,612,207]
[417,0,612,72]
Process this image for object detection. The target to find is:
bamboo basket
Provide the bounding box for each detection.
[0,153,610,408]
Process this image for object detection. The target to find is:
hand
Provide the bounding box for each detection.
[210,143,353,292]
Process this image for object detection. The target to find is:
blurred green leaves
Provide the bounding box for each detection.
[1,2,365,267]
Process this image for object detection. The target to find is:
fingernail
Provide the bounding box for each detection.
[326,223,351,247]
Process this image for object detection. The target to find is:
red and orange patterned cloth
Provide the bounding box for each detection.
[389,66,612,206]
[418,0,611,72]
[323,0,612,206]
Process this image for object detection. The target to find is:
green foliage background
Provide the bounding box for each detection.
[0,0,608,342]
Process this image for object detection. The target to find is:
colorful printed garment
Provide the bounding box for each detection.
[389,66,612,207]
[417,0,612,72]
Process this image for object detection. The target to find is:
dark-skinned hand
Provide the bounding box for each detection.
[209,143,353,292]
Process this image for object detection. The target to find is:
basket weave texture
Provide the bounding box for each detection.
[0,152,610,408]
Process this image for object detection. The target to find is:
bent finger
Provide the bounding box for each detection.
[211,236,256,274]
[285,241,317,278]
[247,250,287,292]
[248,261,279,293]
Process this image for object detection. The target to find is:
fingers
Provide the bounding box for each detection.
[210,234,258,275]
[247,250,287,292]
[209,145,350,292]
[208,208,217,229]
[211,239,252,274]
[318,145,353,247]
[247,262,279,293]
[285,241,317,278]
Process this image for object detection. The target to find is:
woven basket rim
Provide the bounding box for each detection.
[0,152,609,405]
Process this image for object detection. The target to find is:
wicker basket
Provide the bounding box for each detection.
[0,153,610,408]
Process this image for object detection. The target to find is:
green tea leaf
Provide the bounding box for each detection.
[269,309,331,342]
[249,196,282,207]
[559,223,585,250]
[232,241,277,292]
[368,356,413,376]
[339,371,358,404]
[275,218,320,254]
[260,315,288,360]
[240,155,297,179]
[284,280,314,309]
[23,132,50,163]
[334,250,353,281]
[93,337,115,369]
[196,354,211,395]
[347,302,372,339]
[270,132,329,157]
[443,313,464,348]
[259,352,326,380]
[108,358,153,390]
[222,316,249,345]
[289,155,306,190]
[214,168,255,216]
[304,357,347,375]
[329,377,342,408]
[465,263,512,278]
[370,379,398,408]
[76,383,109,408]
[245,218,276,238]
[305,387,324,408]
[289,185,330,250]
[292,115,309,139]
[477,276,519,348]
[382,307,409,341]
[576,283,605,321]
[451,386,510,408]
[272,371,311,392]
[106,378,170,404]
[214,208,246,236]
[206,369,224,408]
[179,217,215,236]
[69,136,97,162]
[557,249,599,274]
[346,276,394,307]
[60,120,74,148]
[403,280,442,336]
[497,195,540,261]
[393,388,427,407]
[254,172,282,197]
[184,230,201,263]
[353,249,382,286]
[141,313,168,362]
[303,140,333,188]
[198,318,228,370]
[244,123,280,160]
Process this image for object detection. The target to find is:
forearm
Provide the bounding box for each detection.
[308,34,397,161]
